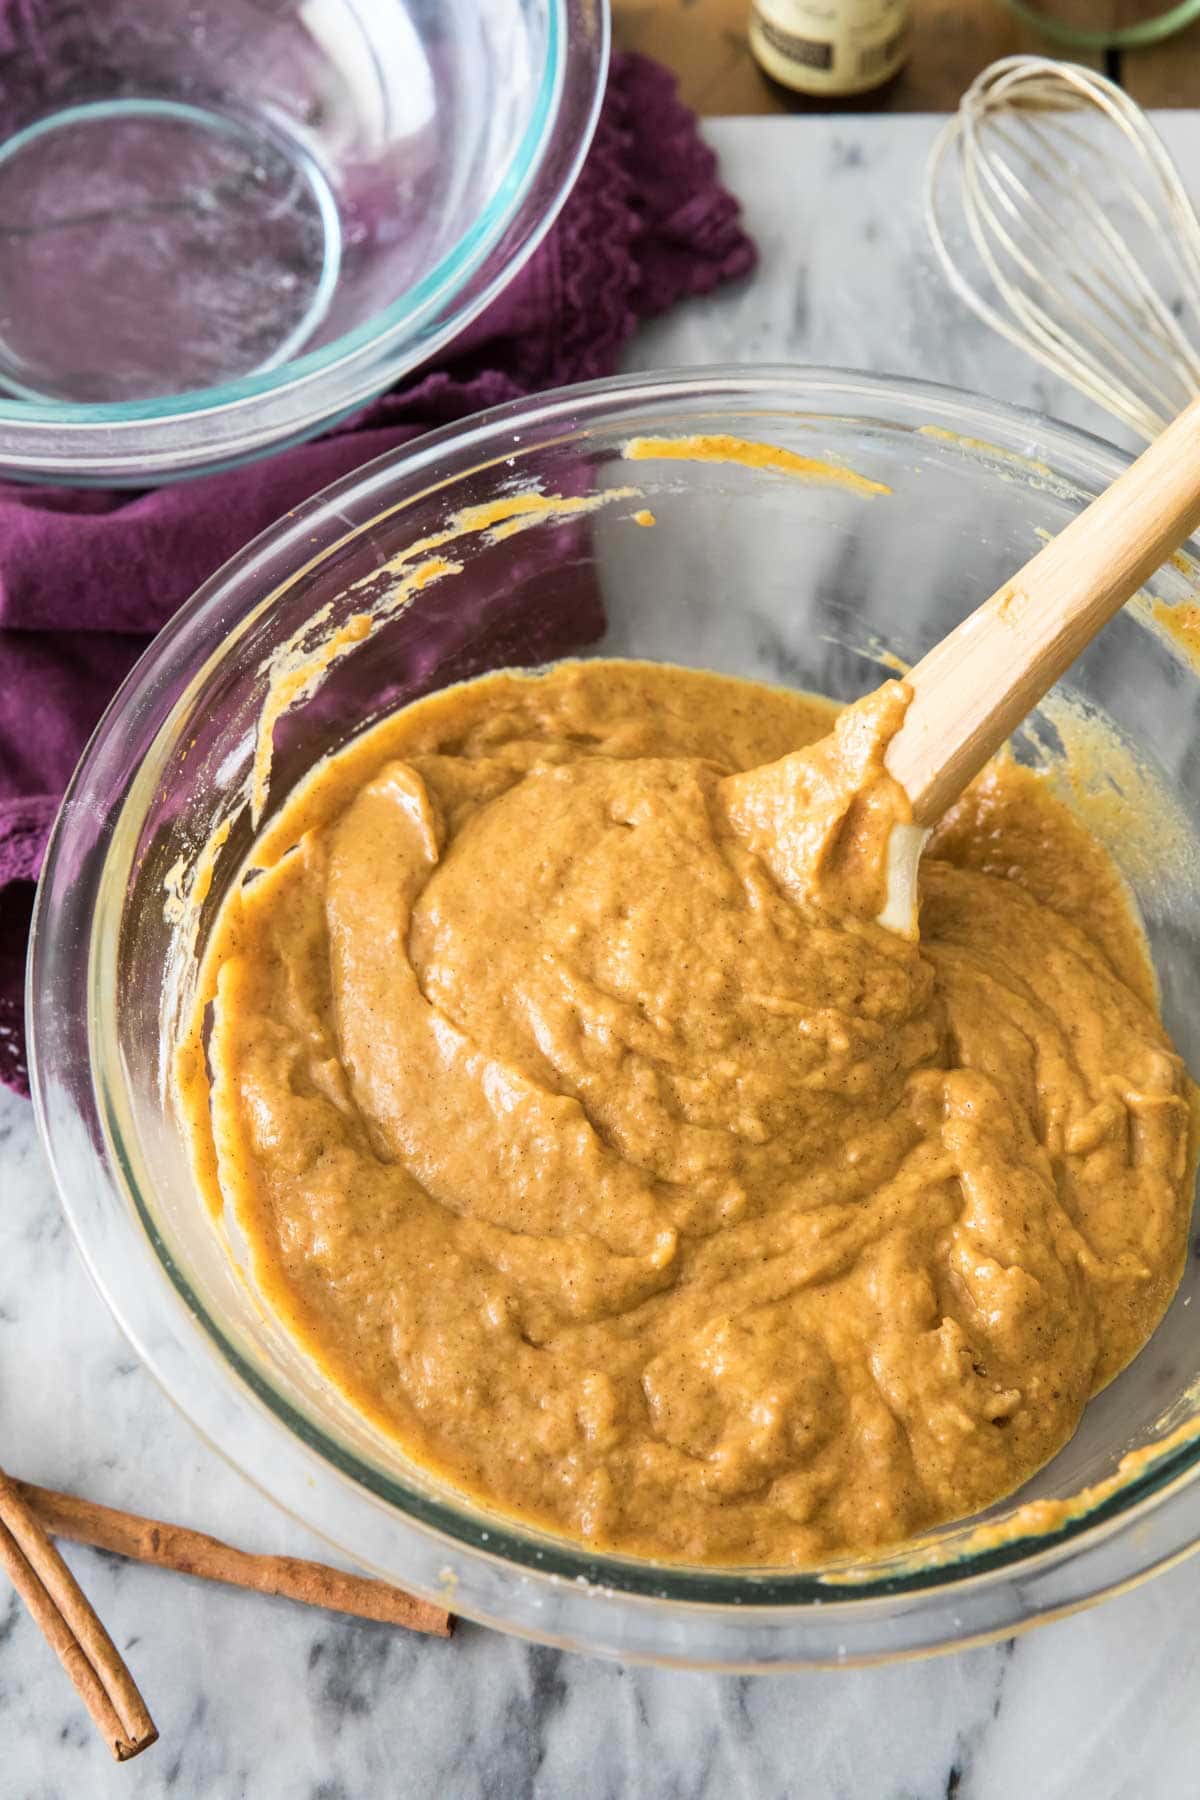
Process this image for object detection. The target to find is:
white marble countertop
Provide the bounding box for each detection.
[6,113,1200,1798]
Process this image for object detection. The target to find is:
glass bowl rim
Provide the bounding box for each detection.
[28,364,1200,1658]
[0,0,605,449]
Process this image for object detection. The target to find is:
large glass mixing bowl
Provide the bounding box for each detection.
[0,0,605,484]
[28,369,1200,1668]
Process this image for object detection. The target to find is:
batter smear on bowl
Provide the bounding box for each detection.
[178,659,1196,1565]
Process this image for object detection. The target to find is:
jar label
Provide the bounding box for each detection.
[750,0,910,95]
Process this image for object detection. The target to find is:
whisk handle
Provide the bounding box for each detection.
[885,394,1200,826]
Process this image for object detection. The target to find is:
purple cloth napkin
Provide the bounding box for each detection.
[0,52,754,1095]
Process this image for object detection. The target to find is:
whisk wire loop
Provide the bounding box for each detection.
[925,56,1200,440]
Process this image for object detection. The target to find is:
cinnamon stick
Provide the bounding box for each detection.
[0,1466,157,1761]
[17,1481,452,1638]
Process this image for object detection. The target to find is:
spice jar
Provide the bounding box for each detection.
[749,0,911,97]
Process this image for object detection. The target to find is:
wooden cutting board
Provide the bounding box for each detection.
[613,0,1199,115]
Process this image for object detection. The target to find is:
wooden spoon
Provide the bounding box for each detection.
[878,393,1200,935]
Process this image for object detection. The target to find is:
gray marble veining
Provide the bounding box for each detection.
[623,116,1200,451]
[6,114,1200,1798]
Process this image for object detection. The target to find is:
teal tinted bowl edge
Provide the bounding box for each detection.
[0,0,570,427]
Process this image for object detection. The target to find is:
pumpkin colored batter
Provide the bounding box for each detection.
[178,659,1196,1566]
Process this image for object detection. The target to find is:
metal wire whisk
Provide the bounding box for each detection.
[924,56,1200,442]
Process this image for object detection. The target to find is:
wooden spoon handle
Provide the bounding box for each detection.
[884,393,1200,826]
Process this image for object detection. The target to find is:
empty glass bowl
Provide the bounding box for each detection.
[0,0,606,484]
[29,368,1200,1667]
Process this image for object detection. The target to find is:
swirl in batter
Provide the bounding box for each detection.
[179,661,1195,1564]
